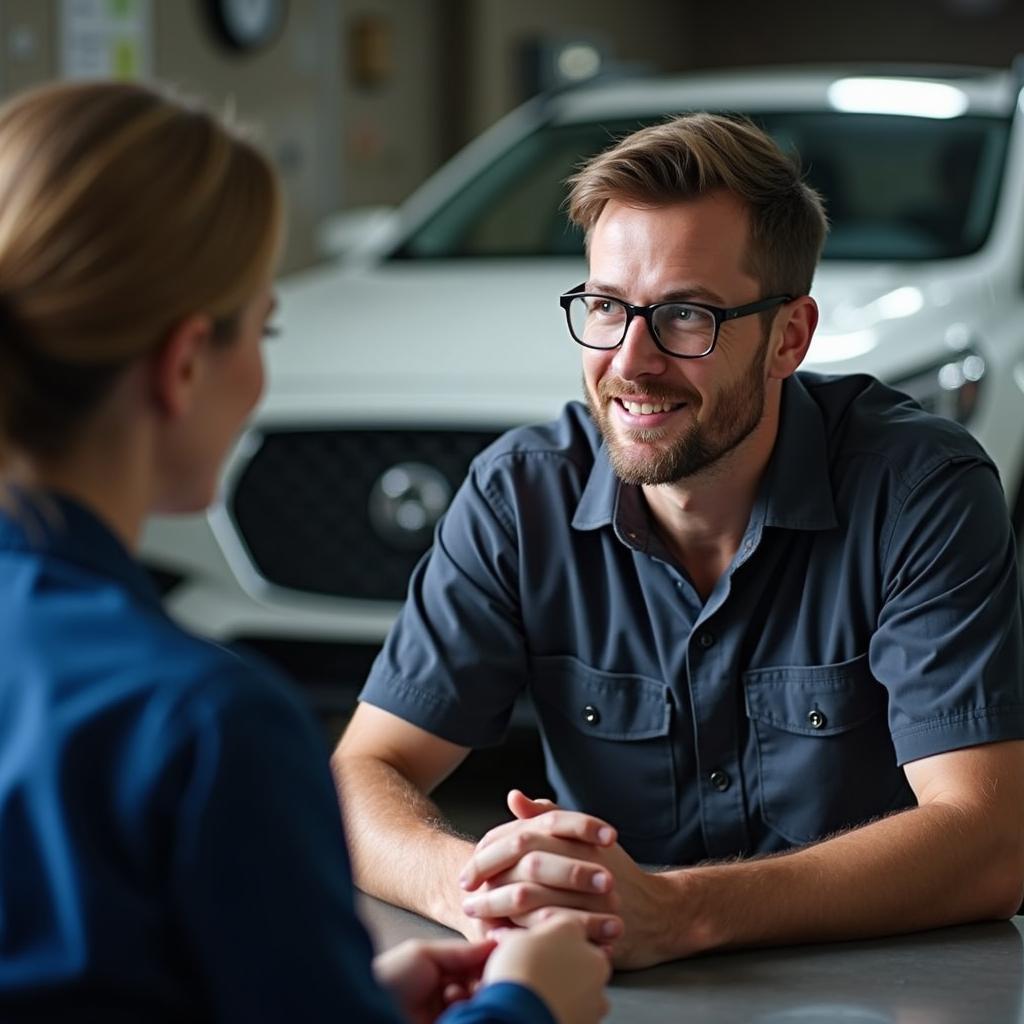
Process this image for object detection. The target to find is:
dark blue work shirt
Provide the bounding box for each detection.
[0,493,553,1024]
[362,372,1024,866]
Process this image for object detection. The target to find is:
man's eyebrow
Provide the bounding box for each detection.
[585,280,625,297]
[587,281,728,306]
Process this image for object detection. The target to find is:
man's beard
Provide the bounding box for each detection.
[585,335,770,486]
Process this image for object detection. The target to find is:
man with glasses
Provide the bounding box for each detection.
[335,114,1024,967]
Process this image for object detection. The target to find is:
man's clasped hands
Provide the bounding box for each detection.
[458,789,681,972]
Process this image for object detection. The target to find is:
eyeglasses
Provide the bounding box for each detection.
[559,283,792,359]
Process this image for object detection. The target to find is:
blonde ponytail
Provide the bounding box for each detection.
[0,80,283,460]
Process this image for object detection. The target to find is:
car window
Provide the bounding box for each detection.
[394,122,643,259]
[391,111,1010,262]
[782,112,1010,260]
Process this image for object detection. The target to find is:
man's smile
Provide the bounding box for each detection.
[611,395,690,428]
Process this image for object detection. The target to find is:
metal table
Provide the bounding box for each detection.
[358,894,1024,1023]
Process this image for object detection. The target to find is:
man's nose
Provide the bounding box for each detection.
[610,313,667,380]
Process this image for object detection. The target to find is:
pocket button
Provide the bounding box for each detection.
[582,704,601,726]
[807,708,827,730]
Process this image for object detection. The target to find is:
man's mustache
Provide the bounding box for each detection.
[597,376,698,405]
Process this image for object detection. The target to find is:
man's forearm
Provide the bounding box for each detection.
[332,753,474,931]
[658,800,1024,961]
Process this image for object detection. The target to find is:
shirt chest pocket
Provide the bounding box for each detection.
[744,654,914,846]
[531,656,677,839]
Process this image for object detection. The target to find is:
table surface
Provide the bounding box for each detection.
[358,894,1024,1023]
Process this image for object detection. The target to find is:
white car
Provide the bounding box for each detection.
[142,64,1024,710]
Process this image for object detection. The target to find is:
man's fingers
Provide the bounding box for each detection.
[489,850,614,896]
[462,913,511,942]
[462,881,618,921]
[510,906,624,944]
[472,816,528,853]
[507,788,557,820]
[474,808,617,856]
[472,807,551,851]
[461,832,611,891]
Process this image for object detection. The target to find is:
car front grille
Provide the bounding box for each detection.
[228,427,502,601]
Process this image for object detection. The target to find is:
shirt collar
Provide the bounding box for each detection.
[0,489,165,612]
[571,373,837,540]
[572,444,620,533]
[761,374,837,532]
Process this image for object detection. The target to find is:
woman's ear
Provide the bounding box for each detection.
[766,296,818,380]
[149,314,212,419]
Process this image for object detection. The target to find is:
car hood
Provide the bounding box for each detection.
[261,255,996,425]
[264,258,586,424]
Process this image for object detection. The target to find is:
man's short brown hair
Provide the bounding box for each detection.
[567,113,828,299]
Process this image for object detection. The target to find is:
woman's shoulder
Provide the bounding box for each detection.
[0,535,321,765]
[143,618,311,730]
[111,623,329,807]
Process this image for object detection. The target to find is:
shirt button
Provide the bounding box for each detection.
[709,769,731,792]
[582,704,601,726]
[807,709,827,729]
[697,631,715,649]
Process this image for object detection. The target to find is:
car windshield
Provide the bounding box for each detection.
[391,111,1011,262]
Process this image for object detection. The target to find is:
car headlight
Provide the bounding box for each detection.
[890,349,986,425]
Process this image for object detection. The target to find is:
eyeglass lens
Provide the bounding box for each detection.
[567,295,717,356]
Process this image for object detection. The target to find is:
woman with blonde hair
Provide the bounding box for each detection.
[0,80,611,1023]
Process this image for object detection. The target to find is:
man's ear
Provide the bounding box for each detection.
[150,314,213,419]
[766,296,818,381]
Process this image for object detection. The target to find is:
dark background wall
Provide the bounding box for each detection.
[687,0,1024,69]
[346,0,1024,213]
[2,0,1021,270]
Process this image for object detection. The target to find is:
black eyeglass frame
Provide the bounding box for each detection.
[558,282,793,359]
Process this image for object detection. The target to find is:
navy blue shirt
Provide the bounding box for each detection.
[0,493,553,1024]
[362,372,1024,865]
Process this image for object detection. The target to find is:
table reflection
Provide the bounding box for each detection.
[609,920,1022,1024]
[358,895,1024,1024]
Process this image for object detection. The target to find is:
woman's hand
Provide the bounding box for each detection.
[373,937,495,1024]
[484,914,612,1024]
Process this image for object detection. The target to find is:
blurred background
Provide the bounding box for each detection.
[11,0,1024,833]
[4,0,1022,273]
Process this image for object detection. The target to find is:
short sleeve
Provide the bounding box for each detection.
[869,458,1024,763]
[359,462,528,747]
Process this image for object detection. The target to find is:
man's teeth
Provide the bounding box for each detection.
[622,399,677,415]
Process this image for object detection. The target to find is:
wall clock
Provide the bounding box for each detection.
[205,0,287,53]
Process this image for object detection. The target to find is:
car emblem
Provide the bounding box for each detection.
[368,461,453,552]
